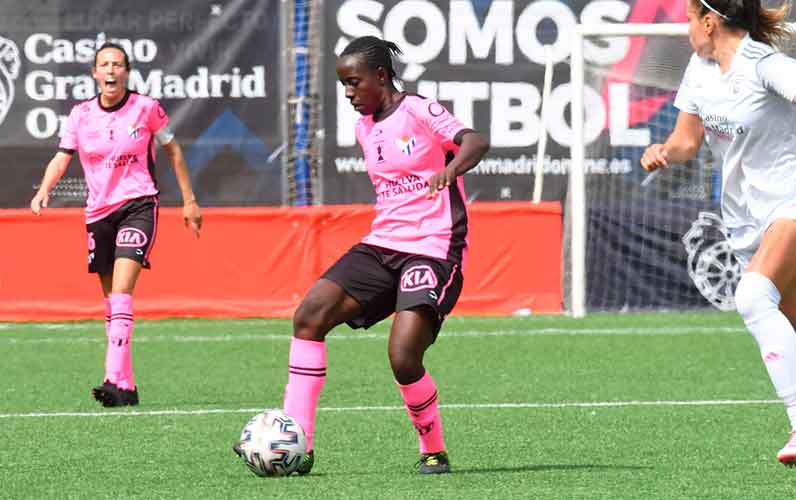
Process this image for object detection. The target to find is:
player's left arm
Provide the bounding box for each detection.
[149,100,202,237]
[756,52,796,103]
[423,100,490,199]
[161,138,202,237]
[427,130,489,199]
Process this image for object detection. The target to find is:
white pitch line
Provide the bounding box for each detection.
[0,326,747,345]
[0,399,779,419]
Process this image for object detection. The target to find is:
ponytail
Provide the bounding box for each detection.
[693,0,790,46]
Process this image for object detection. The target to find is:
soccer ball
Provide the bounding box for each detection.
[236,410,307,477]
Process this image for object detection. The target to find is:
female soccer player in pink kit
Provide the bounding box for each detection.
[243,36,488,475]
[642,0,796,466]
[30,42,202,407]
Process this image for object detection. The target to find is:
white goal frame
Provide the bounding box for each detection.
[569,23,689,318]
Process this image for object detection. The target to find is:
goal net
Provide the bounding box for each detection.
[564,24,796,316]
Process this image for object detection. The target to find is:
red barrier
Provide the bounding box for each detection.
[0,202,562,320]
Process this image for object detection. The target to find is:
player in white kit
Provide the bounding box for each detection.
[641,0,796,466]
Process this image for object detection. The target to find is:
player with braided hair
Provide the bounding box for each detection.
[235,35,488,475]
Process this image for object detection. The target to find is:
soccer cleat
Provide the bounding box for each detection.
[296,450,314,475]
[232,441,246,460]
[777,431,796,467]
[91,381,139,407]
[416,451,450,474]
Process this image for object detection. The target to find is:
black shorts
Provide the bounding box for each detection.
[321,243,464,339]
[86,196,159,274]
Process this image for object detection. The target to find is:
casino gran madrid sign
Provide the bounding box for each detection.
[0,0,283,208]
[18,32,266,140]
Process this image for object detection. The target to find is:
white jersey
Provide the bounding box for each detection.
[674,35,796,263]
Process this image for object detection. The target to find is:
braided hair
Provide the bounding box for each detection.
[339,36,403,85]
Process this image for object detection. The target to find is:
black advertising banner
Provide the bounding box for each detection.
[322,0,688,204]
[0,0,281,208]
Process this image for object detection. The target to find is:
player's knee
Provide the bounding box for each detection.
[734,272,781,322]
[293,297,333,339]
[388,349,423,383]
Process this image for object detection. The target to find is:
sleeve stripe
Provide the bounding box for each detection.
[58,147,76,155]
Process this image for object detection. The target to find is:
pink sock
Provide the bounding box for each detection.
[106,293,135,390]
[397,371,446,454]
[283,337,326,452]
[104,298,111,336]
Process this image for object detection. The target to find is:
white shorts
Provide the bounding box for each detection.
[729,204,796,269]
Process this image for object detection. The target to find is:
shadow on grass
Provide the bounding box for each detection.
[453,464,653,474]
[322,464,653,478]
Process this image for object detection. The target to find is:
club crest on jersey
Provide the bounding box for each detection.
[396,135,417,156]
[128,125,141,138]
[730,75,744,96]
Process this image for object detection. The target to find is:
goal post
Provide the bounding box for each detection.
[569,23,691,318]
[569,21,796,318]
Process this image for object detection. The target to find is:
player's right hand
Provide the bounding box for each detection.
[30,191,48,216]
[640,144,669,172]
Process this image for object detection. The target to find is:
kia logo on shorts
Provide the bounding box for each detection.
[116,228,148,248]
[400,265,438,292]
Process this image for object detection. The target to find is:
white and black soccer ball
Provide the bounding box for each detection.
[236,410,307,477]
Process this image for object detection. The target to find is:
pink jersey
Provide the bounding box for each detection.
[355,95,470,265]
[59,91,168,223]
